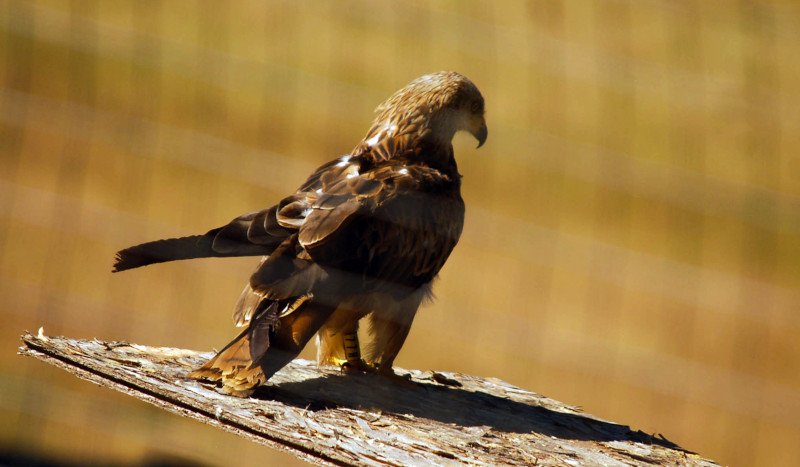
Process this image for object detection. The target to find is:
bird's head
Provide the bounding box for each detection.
[372,71,487,149]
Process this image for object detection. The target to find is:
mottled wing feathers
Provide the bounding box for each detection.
[297,160,452,248]
[244,206,295,244]
[230,154,461,326]
[297,197,361,250]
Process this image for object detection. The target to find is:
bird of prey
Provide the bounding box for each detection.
[113,71,487,395]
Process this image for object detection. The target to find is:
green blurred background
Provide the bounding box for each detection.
[2,1,798,466]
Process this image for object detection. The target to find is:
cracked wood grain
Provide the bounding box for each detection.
[19,332,719,467]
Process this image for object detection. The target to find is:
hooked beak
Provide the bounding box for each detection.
[474,120,488,148]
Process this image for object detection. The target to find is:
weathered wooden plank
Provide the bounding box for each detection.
[18,331,719,467]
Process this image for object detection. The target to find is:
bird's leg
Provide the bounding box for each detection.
[339,324,414,386]
[362,291,426,386]
[338,322,374,374]
[341,329,362,371]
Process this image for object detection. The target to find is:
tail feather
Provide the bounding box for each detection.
[112,206,292,272]
[187,327,267,395]
[113,235,215,272]
[112,230,273,272]
[188,298,336,394]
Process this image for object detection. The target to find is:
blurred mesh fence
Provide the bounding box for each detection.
[1,1,798,466]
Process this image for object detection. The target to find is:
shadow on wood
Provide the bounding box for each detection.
[19,331,719,467]
[262,375,678,445]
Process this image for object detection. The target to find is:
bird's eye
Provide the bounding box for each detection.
[470,101,482,114]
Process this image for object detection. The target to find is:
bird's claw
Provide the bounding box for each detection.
[340,359,376,375]
[338,361,415,387]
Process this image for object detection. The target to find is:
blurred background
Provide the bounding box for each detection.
[2,1,798,466]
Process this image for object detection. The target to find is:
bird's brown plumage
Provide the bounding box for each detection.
[113,71,487,394]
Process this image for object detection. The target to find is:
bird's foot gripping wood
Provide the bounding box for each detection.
[332,358,417,388]
[322,329,415,387]
[372,363,417,388]
[321,330,374,374]
[340,358,375,374]
[319,326,375,374]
